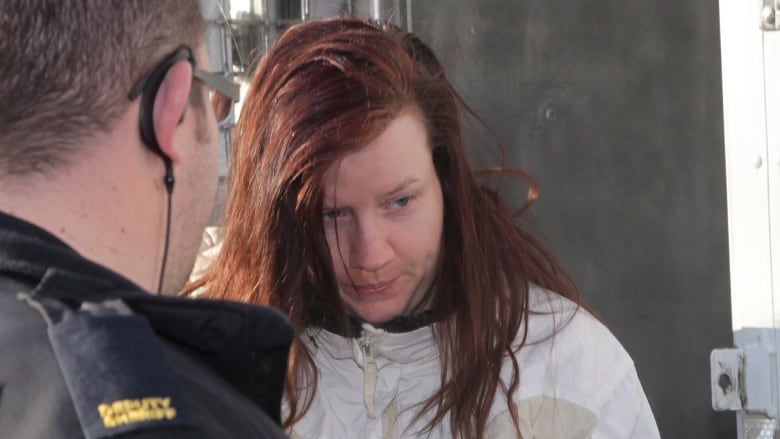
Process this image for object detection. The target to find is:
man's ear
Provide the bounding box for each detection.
[152,60,193,164]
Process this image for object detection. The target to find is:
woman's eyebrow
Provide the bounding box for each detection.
[379,177,421,200]
[322,177,422,208]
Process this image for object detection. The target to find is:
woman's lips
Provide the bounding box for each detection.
[354,278,397,297]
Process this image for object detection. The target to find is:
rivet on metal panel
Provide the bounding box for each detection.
[544,107,558,121]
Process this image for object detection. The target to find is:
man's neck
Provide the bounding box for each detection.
[0,134,166,292]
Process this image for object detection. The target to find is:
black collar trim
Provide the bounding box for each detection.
[312,309,437,336]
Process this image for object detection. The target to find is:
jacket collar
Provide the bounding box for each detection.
[0,211,294,422]
[306,324,438,366]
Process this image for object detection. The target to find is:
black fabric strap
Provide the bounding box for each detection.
[312,308,437,336]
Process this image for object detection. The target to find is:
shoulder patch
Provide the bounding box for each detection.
[48,313,195,438]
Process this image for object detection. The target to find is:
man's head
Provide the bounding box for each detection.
[0,0,225,294]
[0,0,207,176]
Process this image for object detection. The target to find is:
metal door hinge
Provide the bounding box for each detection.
[712,329,777,416]
[762,0,780,30]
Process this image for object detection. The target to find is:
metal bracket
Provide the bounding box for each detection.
[762,0,780,31]
[712,329,777,415]
[712,328,780,438]
[711,348,744,411]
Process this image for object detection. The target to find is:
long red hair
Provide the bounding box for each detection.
[189,18,582,438]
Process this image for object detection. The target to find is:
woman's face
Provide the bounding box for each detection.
[321,107,444,324]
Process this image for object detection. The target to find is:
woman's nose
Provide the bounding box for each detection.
[349,216,394,272]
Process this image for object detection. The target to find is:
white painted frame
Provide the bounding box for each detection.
[720,0,777,332]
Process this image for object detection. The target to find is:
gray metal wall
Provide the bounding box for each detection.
[411,1,733,437]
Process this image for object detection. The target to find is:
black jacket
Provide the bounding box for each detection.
[0,212,292,438]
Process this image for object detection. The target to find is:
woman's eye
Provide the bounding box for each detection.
[323,210,343,221]
[390,196,411,208]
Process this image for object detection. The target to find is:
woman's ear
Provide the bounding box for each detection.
[151,60,193,164]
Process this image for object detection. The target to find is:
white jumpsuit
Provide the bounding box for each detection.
[288,285,660,439]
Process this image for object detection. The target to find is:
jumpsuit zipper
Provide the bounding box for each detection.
[358,330,379,418]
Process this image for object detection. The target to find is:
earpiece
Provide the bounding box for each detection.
[133,46,195,194]
[127,45,195,295]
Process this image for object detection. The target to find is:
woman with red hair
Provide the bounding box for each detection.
[190,18,659,438]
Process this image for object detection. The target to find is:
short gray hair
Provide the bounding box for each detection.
[0,0,205,176]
